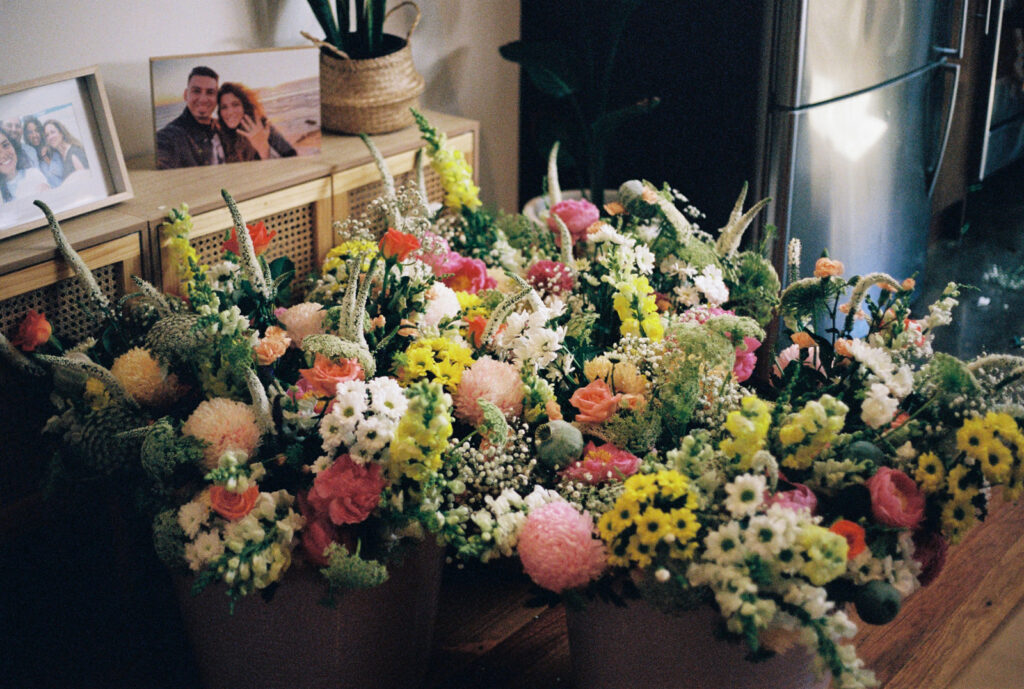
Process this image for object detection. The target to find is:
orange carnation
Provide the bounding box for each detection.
[379,227,421,261]
[813,257,844,278]
[11,309,52,352]
[222,220,276,257]
[829,519,867,559]
[209,484,260,521]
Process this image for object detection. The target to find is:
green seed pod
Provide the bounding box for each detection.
[535,420,583,470]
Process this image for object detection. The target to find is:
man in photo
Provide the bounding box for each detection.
[156,66,223,170]
[2,118,39,168]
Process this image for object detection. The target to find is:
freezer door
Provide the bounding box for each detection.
[764,63,954,286]
[772,0,939,108]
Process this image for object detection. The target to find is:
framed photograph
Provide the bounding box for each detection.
[150,46,321,170]
[0,66,133,241]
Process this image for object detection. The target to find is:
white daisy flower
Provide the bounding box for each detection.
[724,473,766,518]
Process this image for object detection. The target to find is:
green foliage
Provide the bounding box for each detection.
[320,542,390,603]
[152,509,186,569]
[141,417,206,484]
[724,251,781,328]
[308,0,396,59]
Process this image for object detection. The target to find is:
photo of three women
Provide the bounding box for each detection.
[156,65,297,170]
[0,115,88,203]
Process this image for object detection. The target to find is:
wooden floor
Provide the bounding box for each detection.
[423,495,1024,689]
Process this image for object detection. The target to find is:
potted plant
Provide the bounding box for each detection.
[304,0,425,134]
[500,0,660,209]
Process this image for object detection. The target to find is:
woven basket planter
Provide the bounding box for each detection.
[566,599,831,689]
[316,2,426,135]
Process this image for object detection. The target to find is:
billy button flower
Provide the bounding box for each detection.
[914,452,945,493]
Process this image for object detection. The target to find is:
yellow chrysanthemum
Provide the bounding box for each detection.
[624,533,655,568]
[945,464,979,503]
[941,496,977,544]
[956,417,993,462]
[914,452,945,493]
[636,508,673,546]
[980,439,1014,484]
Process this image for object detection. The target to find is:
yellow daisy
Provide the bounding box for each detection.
[914,452,945,493]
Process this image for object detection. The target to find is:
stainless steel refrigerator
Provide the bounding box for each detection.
[757,1,966,285]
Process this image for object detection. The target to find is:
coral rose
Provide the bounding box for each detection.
[569,379,622,424]
[379,227,421,261]
[866,467,925,528]
[209,484,260,521]
[547,198,600,246]
[813,257,844,278]
[307,454,386,525]
[517,501,607,593]
[11,309,52,352]
[299,355,365,397]
[223,220,276,256]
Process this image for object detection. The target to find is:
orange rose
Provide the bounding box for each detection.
[813,257,844,278]
[791,331,816,349]
[569,379,622,424]
[210,484,260,521]
[11,309,52,352]
[829,519,866,559]
[299,354,365,397]
[379,227,421,261]
[222,220,277,257]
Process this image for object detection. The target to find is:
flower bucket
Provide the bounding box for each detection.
[174,539,444,689]
[566,599,830,689]
[315,2,425,135]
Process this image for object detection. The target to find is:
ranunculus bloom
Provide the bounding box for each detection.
[733,336,760,383]
[766,483,818,514]
[813,257,844,278]
[829,519,867,559]
[223,220,276,256]
[547,198,600,246]
[443,254,496,294]
[379,227,421,261]
[569,379,622,424]
[517,501,607,593]
[11,309,52,352]
[526,260,576,295]
[307,454,387,525]
[866,467,925,528]
[562,441,640,485]
[913,529,948,586]
[299,355,365,397]
[209,484,260,521]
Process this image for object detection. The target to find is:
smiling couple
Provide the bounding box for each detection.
[156,65,297,170]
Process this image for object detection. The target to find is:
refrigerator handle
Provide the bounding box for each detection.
[935,0,970,58]
[928,61,962,198]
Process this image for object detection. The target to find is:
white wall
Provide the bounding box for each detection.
[0,0,520,212]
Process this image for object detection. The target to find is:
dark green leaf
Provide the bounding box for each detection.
[592,96,661,142]
[499,40,579,98]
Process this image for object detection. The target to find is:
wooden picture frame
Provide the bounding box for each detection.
[0,66,133,241]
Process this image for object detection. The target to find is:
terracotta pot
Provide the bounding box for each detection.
[174,539,444,689]
[566,599,831,689]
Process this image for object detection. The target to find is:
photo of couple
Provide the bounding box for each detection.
[1,112,89,203]
[151,48,320,171]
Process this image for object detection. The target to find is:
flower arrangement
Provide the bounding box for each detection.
[3,112,1023,689]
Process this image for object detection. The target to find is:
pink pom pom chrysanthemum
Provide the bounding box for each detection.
[518,501,607,593]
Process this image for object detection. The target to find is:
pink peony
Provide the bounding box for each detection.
[562,442,640,485]
[866,467,925,529]
[182,397,262,469]
[569,379,622,424]
[307,454,387,526]
[517,501,607,593]
[526,260,576,295]
[443,254,497,294]
[765,482,818,514]
[453,357,525,427]
[547,199,599,246]
[275,302,325,347]
[733,336,760,383]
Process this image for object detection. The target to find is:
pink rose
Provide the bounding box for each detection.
[569,379,622,424]
[547,199,599,246]
[765,483,818,514]
[307,454,387,525]
[733,336,760,383]
[443,254,497,294]
[866,467,925,529]
[298,355,365,397]
[562,442,640,485]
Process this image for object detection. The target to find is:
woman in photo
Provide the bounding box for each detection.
[23,116,64,187]
[43,119,89,176]
[216,82,297,163]
[0,128,50,202]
